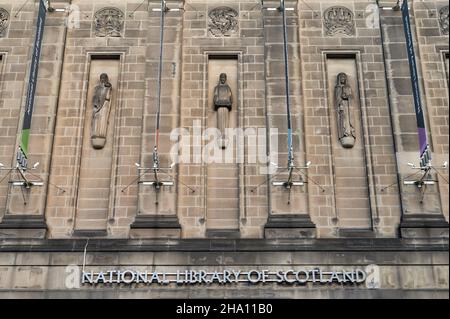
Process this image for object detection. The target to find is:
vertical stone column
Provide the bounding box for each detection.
[45,0,147,238]
[130,1,183,238]
[0,2,31,231]
[263,0,316,238]
[380,4,448,239]
[298,1,402,238]
[0,2,67,238]
[408,1,449,237]
[178,0,268,238]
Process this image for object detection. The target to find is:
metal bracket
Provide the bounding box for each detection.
[264,1,295,12]
[402,162,447,203]
[152,1,181,13]
[271,161,311,189]
[0,162,44,189]
[137,147,175,191]
[271,159,312,205]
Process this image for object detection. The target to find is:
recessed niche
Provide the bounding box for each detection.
[326,54,372,230]
[206,55,240,233]
[74,55,120,233]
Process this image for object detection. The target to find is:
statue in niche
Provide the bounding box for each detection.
[213,73,233,149]
[91,73,113,149]
[334,72,356,148]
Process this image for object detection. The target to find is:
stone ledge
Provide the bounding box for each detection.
[264,214,316,239]
[72,230,108,238]
[264,214,316,229]
[130,215,181,229]
[0,215,47,239]
[400,214,449,228]
[0,215,47,229]
[400,214,449,239]
[0,238,447,252]
[339,229,375,238]
[205,229,240,239]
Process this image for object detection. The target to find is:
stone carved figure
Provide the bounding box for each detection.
[213,73,233,149]
[0,8,9,37]
[94,7,123,37]
[208,6,238,37]
[323,6,355,36]
[91,73,113,149]
[335,73,356,148]
[439,6,449,35]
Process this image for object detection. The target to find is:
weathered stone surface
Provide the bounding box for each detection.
[0,0,447,298]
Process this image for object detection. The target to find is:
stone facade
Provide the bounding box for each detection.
[0,0,448,298]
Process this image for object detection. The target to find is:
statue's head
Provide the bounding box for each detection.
[337,73,347,84]
[100,73,109,84]
[219,73,227,84]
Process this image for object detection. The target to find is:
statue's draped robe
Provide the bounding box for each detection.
[91,83,112,149]
[335,83,354,142]
[213,83,232,148]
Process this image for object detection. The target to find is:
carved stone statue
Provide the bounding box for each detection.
[335,73,356,148]
[213,73,233,149]
[91,73,113,149]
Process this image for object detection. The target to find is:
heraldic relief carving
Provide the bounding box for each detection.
[94,7,124,37]
[439,6,449,35]
[335,73,356,148]
[208,6,238,37]
[323,6,355,36]
[0,8,9,37]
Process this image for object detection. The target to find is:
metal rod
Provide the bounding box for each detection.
[154,0,166,153]
[129,0,148,17]
[431,166,449,184]
[280,0,293,167]
[82,238,89,273]
[14,0,31,18]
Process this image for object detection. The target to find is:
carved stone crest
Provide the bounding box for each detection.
[208,6,238,37]
[439,6,449,35]
[323,6,355,36]
[94,7,124,37]
[0,8,9,37]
